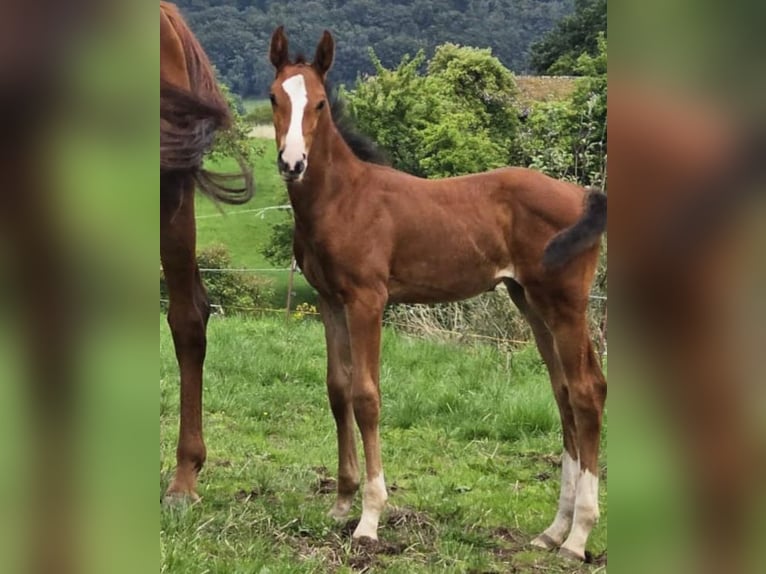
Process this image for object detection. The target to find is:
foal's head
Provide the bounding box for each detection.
[269,27,335,182]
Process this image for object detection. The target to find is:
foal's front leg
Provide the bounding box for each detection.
[318,297,360,519]
[345,294,388,540]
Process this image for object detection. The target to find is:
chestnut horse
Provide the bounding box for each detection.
[268,28,607,559]
[161,2,253,501]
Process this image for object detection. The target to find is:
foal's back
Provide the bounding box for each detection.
[355,165,591,303]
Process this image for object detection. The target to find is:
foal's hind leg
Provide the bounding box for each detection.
[318,296,360,519]
[504,280,579,550]
[544,303,606,560]
[161,180,209,501]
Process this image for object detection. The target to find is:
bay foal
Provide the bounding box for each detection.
[161,2,253,501]
[269,28,606,559]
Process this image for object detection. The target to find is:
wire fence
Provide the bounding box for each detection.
[169,203,608,355]
[160,264,608,357]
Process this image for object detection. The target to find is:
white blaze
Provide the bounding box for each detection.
[281,74,308,170]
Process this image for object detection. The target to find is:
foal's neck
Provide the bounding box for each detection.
[286,114,362,216]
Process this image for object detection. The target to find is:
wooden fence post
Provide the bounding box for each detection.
[285,258,297,322]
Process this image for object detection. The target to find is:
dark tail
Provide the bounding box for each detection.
[160,82,253,204]
[543,188,607,269]
[160,5,254,205]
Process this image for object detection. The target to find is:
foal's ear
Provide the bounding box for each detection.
[312,30,335,78]
[269,26,290,71]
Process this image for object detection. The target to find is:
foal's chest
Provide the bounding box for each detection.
[293,231,346,300]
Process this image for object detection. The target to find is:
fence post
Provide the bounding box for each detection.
[285,258,297,322]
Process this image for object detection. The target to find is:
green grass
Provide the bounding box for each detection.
[160,316,607,572]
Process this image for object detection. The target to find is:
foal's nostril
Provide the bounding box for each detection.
[277,150,288,172]
[292,160,305,174]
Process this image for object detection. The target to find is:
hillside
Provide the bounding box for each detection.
[174,0,574,96]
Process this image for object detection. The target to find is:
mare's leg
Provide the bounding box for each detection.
[161,177,210,501]
[318,296,360,519]
[537,295,606,560]
[504,280,579,550]
[345,291,388,540]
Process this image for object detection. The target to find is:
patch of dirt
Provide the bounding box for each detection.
[311,466,338,495]
[534,471,552,481]
[314,477,337,495]
[284,506,438,572]
[348,536,407,569]
[212,459,232,468]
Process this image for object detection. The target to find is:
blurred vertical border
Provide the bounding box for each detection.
[0,2,157,573]
[609,1,766,573]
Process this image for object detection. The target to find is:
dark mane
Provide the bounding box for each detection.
[327,86,389,166]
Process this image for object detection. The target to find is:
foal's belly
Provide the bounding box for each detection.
[386,264,510,304]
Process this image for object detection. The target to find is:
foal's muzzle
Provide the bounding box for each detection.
[277,149,307,182]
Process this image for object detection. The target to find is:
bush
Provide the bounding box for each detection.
[244,101,273,125]
[344,45,519,178]
[385,288,531,351]
[160,244,274,315]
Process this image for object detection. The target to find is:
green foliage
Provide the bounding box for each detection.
[345,45,519,178]
[175,0,575,97]
[261,216,294,268]
[515,34,606,188]
[207,83,262,166]
[243,100,273,125]
[342,51,434,176]
[528,0,606,75]
[161,244,274,314]
[197,244,274,312]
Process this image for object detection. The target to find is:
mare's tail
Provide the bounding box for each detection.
[160,5,253,205]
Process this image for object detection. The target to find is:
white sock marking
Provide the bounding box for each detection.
[561,468,599,557]
[281,74,308,170]
[542,451,579,544]
[352,473,387,540]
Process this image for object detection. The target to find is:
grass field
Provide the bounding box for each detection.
[160,316,607,572]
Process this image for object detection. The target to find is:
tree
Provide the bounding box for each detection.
[208,83,262,167]
[516,34,607,188]
[344,45,519,178]
[174,0,575,97]
[528,0,606,75]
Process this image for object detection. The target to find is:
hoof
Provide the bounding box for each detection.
[558,546,585,562]
[531,533,559,550]
[163,488,201,505]
[352,524,379,541]
[327,499,353,521]
[352,533,379,544]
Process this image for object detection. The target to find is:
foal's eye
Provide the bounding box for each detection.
[269,93,277,106]
[316,100,326,111]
